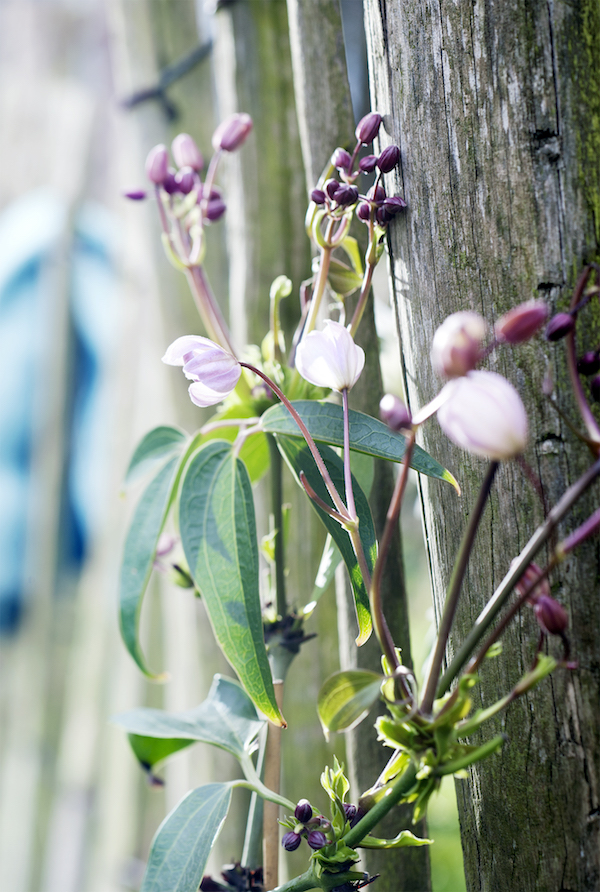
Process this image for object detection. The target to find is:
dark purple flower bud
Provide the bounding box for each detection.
[357,201,371,222]
[376,205,393,225]
[545,312,575,341]
[577,351,600,376]
[172,133,204,171]
[591,375,600,402]
[307,831,328,850]
[332,147,352,172]
[377,144,401,173]
[355,111,383,144]
[197,184,223,203]
[174,166,196,195]
[205,198,227,221]
[122,189,147,201]
[513,561,550,604]
[343,803,357,822]
[282,832,302,852]
[534,594,569,636]
[311,188,326,205]
[495,299,548,344]
[383,196,407,215]
[162,168,178,195]
[325,178,341,200]
[335,184,359,206]
[358,154,378,174]
[380,394,412,431]
[212,112,253,152]
[145,144,169,184]
[294,799,313,823]
[366,183,386,204]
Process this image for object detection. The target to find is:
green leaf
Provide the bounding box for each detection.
[179,441,285,727]
[124,426,188,487]
[112,675,265,767]
[359,830,433,849]
[277,436,374,645]
[339,235,364,277]
[327,257,363,297]
[141,783,232,892]
[318,670,383,738]
[201,404,269,483]
[127,735,194,772]
[262,401,459,491]
[120,456,180,678]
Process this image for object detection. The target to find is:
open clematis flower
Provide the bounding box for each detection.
[162,335,241,407]
[437,370,528,460]
[295,320,365,391]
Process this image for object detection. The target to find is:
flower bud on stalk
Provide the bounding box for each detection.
[431,311,487,378]
[545,312,575,341]
[205,198,227,222]
[356,111,382,144]
[332,147,352,172]
[122,189,147,201]
[162,336,241,407]
[295,320,365,391]
[145,144,169,185]
[294,799,313,823]
[174,166,195,195]
[359,154,378,174]
[311,188,326,205]
[325,178,341,200]
[577,351,600,376]
[334,184,359,206]
[380,394,412,431]
[514,562,551,603]
[306,831,328,850]
[172,133,204,171]
[437,370,528,460]
[534,594,569,636]
[495,299,548,344]
[377,144,401,173]
[591,375,600,402]
[356,201,371,222]
[162,169,178,195]
[281,832,302,852]
[212,112,253,152]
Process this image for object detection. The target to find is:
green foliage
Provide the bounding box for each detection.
[179,441,284,726]
[317,670,383,738]
[123,425,188,487]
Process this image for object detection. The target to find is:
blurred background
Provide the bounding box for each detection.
[0,1,464,890]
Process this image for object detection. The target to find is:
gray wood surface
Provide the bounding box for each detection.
[364,0,600,889]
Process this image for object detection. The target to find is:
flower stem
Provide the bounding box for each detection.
[267,435,287,619]
[305,242,333,334]
[420,461,498,715]
[438,455,600,695]
[349,258,376,338]
[185,265,237,356]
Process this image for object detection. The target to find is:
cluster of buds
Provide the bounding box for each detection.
[309,110,406,233]
[281,799,332,852]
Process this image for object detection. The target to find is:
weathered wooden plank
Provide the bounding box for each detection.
[364,0,600,889]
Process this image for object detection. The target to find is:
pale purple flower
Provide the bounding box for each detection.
[437,370,528,460]
[431,311,488,378]
[171,133,204,171]
[162,335,241,407]
[495,299,547,344]
[212,113,253,152]
[295,320,365,391]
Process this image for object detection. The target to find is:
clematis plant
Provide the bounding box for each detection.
[117,111,600,892]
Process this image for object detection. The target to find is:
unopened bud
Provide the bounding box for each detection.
[212,112,253,152]
[174,166,196,195]
[334,184,359,206]
[282,831,302,852]
[376,206,392,225]
[356,111,382,144]
[307,830,328,850]
[145,144,169,184]
[205,198,226,221]
[495,299,548,344]
[383,196,407,215]
[545,312,574,341]
[514,562,550,604]
[534,594,568,636]
[162,169,178,195]
[431,311,487,378]
[343,803,357,822]
[377,144,401,173]
[592,375,600,402]
[294,799,313,823]
[359,154,378,174]
[172,133,204,171]
[122,189,147,201]
[332,147,352,172]
[366,183,386,204]
[325,179,340,200]
[577,351,600,376]
[311,188,326,205]
[357,201,371,222]
[380,394,412,431]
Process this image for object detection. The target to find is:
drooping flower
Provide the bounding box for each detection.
[431,311,487,378]
[437,370,528,460]
[162,335,241,407]
[295,320,365,391]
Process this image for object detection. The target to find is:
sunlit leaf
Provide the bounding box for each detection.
[179,441,285,727]
[123,426,188,487]
[359,830,433,849]
[141,784,232,892]
[318,670,383,738]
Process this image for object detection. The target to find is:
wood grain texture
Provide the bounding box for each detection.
[364,0,600,889]
[287,2,431,888]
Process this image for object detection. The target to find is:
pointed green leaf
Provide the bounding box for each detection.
[262,401,459,491]
[124,426,188,487]
[120,456,180,678]
[359,830,433,849]
[179,441,284,727]
[127,735,194,772]
[200,404,270,483]
[318,670,383,737]
[112,675,265,768]
[277,436,374,644]
[141,783,232,892]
